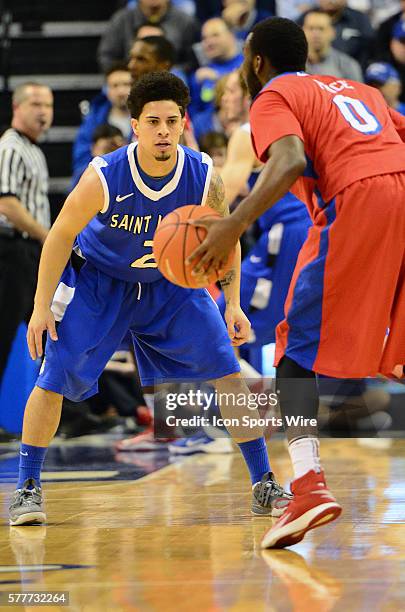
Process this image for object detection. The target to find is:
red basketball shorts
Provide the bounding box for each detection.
[275,173,405,378]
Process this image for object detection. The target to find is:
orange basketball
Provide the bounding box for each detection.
[153,205,235,288]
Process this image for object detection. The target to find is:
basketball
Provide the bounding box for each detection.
[153,205,235,288]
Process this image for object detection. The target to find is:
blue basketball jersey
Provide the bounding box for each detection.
[76,143,213,282]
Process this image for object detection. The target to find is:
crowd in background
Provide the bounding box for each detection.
[71,0,405,182]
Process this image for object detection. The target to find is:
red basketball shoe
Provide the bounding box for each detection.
[261,469,342,549]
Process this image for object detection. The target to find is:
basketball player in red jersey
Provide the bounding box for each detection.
[189,17,405,549]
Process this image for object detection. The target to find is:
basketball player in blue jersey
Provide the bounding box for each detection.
[9,72,291,526]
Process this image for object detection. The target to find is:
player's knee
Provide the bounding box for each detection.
[32,386,63,408]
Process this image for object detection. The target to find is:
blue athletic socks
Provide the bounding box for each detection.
[237,437,270,485]
[17,443,48,489]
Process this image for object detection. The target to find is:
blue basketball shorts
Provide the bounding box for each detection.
[36,260,240,401]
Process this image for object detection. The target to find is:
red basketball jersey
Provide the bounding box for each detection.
[250,72,405,210]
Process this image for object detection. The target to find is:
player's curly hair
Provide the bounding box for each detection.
[127,72,190,119]
[250,17,308,74]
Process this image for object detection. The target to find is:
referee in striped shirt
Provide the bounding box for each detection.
[0,82,53,385]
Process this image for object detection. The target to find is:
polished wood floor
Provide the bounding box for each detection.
[0,438,404,611]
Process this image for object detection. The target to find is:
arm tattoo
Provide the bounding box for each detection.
[220,269,236,291]
[206,170,228,216]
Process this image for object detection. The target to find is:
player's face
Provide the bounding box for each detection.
[128,41,166,83]
[133,100,185,162]
[106,70,132,111]
[13,85,53,139]
[242,36,263,100]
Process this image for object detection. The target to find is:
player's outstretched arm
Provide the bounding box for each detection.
[27,166,104,360]
[205,170,250,346]
[188,135,306,276]
[220,128,257,207]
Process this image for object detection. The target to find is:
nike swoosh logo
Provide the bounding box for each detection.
[116,193,134,203]
[250,256,262,263]
[20,451,28,456]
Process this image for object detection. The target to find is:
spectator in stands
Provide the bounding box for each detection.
[375,2,405,59]
[0,83,52,387]
[128,35,198,149]
[189,18,243,119]
[199,131,228,168]
[220,68,251,128]
[300,1,374,68]
[72,63,131,185]
[92,124,126,156]
[72,125,126,187]
[365,62,405,114]
[303,9,363,81]
[130,32,188,84]
[128,35,176,83]
[98,0,200,73]
[192,73,238,141]
[221,0,273,40]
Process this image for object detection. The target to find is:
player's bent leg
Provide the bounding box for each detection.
[22,387,63,447]
[9,261,135,526]
[9,387,63,526]
[213,372,292,518]
[261,357,341,549]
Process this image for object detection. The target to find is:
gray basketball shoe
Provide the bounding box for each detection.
[9,478,46,526]
[252,472,292,517]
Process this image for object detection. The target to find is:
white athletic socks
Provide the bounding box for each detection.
[288,436,321,479]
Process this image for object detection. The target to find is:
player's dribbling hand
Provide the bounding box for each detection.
[187,216,242,277]
[225,305,251,347]
[27,306,58,360]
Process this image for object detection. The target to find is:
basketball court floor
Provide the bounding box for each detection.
[0,437,404,611]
